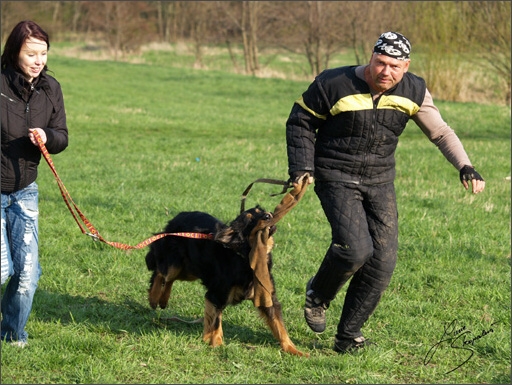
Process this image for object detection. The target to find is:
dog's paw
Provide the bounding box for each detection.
[203,330,224,347]
[282,342,310,358]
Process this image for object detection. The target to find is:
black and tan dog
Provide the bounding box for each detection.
[145,176,310,357]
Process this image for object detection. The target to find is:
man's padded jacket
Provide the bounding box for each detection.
[286,65,426,185]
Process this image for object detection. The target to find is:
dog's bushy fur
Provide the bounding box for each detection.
[145,206,307,357]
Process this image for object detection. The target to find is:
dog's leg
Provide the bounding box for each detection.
[202,299,224,347]
[158,265,182,309]
[148,266,182,309]
[148,271,165,309]
[258,301,309,357]
[159,279,174,309]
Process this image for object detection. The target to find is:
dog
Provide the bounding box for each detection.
[145,205,308,357]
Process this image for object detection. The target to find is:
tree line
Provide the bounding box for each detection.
[1,1,510,104]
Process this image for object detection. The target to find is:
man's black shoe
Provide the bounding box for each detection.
[333,336,375,353]
[304,277,328,333]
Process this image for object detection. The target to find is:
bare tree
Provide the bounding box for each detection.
[400,1,510,103]
[189,2,207,69]
[344,2,400,65]
[51,1,61,33]
[71,1,83,37]
[469,1,511,104]
[1,2,19,43]
[176,1,221,69]
[154,1,180,43]
[265,1,396,76]
[304,1,322,75]
[1,2,54,43]
[216,1,261,75]
[241,1,260,75]
[0,1,508,104]
[81,1,156,59]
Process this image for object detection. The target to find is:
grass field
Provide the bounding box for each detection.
[1,55,510,384]
[52,41,508,106]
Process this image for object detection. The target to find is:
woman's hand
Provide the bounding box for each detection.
[28,128,46,146]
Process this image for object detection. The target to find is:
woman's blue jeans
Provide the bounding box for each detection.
[1,182,41,343]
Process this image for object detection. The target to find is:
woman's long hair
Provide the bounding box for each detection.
[1,20,50,72]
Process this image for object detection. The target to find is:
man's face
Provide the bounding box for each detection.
[18,37,47,82]
[368,53,410,93]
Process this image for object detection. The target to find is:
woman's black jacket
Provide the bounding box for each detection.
[1,68,68,193]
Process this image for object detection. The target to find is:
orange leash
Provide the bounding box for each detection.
[33,131,213,250]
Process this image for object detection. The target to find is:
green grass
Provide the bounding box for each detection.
[137,43,359,80]
[1,55,510,384]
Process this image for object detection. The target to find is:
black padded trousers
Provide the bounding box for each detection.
[311,181,398,340]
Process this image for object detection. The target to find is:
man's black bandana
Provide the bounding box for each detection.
[373,31,411,61]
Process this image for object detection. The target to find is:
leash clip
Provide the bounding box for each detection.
[86,232,100,241]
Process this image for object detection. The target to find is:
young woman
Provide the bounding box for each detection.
[1,20,69,347]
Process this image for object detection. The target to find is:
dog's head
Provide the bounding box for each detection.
[214,205,276,255]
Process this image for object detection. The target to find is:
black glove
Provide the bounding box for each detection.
[459,165,484,183]
[288,171,314,185]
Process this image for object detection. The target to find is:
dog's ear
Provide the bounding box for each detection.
[214,226,235,244]
[214,222,239,243]
[214,221,248,251]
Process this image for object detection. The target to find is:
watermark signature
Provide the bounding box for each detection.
[424,319,498,374]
